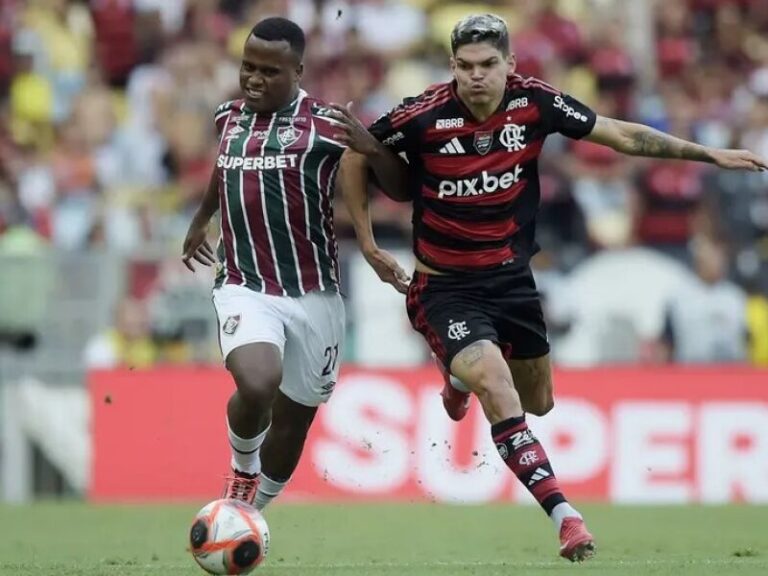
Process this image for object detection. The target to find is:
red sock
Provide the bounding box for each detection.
[492,415,567,514]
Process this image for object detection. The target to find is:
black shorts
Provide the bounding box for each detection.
[406,264,550,367]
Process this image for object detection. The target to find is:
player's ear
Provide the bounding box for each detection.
[295,62,304,81]
[449,55,457,74]
[507,53,516,75]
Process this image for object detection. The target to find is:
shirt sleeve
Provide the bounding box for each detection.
[367,97,421,154]
[214,101,234,137]
[536,88,597,140]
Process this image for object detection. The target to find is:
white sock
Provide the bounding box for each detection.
[550,502,582,532]
[449,374,470,393]
[254,474,289,511]
[228,420,270,475]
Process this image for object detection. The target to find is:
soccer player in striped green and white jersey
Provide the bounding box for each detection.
[182,17,408,510]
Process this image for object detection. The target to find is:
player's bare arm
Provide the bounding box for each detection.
[586,116,768,171]
[328,102,410,202]
[338,151,377,254]
[182,167,218,272]
[338,150,410,294]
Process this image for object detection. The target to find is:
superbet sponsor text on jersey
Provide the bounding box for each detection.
[370,75,597,272]
[213,92,346,297]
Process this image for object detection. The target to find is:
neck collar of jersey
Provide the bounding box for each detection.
[242,88,307,116]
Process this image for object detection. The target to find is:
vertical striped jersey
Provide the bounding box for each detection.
[213,90,345,296]
[369,74,597,272]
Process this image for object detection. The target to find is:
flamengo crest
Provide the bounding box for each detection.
[500,123,526,152]
[447,320,471,341]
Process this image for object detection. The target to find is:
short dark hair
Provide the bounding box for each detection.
[250,17,306,59]
[450,14,509,56]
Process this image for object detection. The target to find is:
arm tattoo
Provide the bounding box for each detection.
[632,130,673,157]
[629,126,713,163]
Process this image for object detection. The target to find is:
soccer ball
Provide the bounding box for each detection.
[189,499,270,575]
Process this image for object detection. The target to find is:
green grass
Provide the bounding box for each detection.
[0,503,766,575]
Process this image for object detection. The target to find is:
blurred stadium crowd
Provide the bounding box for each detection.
[1,0,768,369]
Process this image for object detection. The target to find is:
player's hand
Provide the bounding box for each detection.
[328,102,381,157]
[709,148,767,171]
[182,222,216,272]
[363,246,411,294]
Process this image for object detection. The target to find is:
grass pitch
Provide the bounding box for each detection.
[0,503,765,576]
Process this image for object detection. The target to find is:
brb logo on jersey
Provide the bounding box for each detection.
[435,118,464,129]
[437,165,523,198]
[506,97,529,111]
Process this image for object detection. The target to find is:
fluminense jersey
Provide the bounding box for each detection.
[369,74,597,272]
[213,90,345,296]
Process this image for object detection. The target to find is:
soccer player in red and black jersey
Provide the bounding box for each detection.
[334,13,767,562]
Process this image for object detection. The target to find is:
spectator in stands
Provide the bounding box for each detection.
[83,296,159,370]
[660,237,748,364]
[634,84,708,256]
[90,0,139,87]
[745,283,768,366]
[8,29,53,151]
[566,93,635,250]
[0,0,766,367]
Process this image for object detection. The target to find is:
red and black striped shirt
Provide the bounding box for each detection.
[369,74,597,272]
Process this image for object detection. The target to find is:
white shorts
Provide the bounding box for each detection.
[212,284,346,407]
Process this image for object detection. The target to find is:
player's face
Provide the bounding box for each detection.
[240,35,303,113]
[451,43,513,107]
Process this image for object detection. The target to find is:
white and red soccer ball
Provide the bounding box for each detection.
[189,499,270,575]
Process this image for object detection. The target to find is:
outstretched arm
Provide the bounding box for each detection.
[338,150,410,294]
[586,116,767,171]
[329,102,411,201]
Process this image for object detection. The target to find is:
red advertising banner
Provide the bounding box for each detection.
[89,366,768,504]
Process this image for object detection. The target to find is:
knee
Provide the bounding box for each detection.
[472,371,515,403]
[230,365,281,410]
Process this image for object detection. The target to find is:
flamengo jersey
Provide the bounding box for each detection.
[213,90,344,296]
[370,74,597,272]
